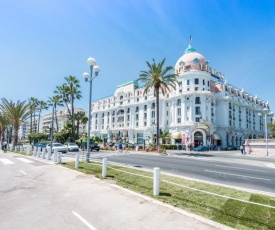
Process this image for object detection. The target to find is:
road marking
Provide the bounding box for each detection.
[0,158,14,164]
[20,170,26,175]
[17,158,34,163]
[72,211,97,230]
[215,165,268,173]
[205,170,271,181]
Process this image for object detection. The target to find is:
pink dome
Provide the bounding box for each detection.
[174,44,206,74]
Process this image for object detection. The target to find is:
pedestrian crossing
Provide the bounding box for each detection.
[0,158,34,165]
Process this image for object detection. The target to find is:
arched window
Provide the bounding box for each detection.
[151,102,155,109]
[193,58,199,64]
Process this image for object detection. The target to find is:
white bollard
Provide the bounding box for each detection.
[9,145,12,152]
[20,146,23,154]
[15,146,17,152]
[33,146,37,156]
[42,148,46,159]
[75,154,80,169]
[26,147,30,156]
[37,147,41,158]
[47,147,51,160]
[57,153,62,164]
[153,167,160,196]
[102,158,107,177]
[53,149,58,162]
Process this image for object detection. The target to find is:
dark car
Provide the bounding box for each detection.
[81,142,100,151]
[225,146,237,151]
[194,145,209,151]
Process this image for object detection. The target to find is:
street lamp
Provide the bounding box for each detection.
[83,57,100,162]
[258,108,269,157]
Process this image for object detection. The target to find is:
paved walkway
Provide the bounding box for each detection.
[1,150,234,229]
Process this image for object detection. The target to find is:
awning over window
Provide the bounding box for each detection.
[171,131,182,139]
[213,133,221,140]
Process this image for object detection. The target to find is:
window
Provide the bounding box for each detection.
[177,108,181,116]
[136,98,139,102]
[135,106,139,112]
[144,113,147,119]
[195,107,201,115]
[195,78,199,84]
[177,99,181,106]
[187,79,190,85]
[151,102,155,109]
[177,118,181,123]
[195,87,198,91]
[166,111,168,116]
[195,97,201,104]
[179,82,182,87]
[144,105,147,111]
[145,96,147,100]
[208,81,210,87]
[195,117,200,122]
[136,114,139,120]
[203,79,205,85]
[144,121,147,126]
[127,108,130,113]
[151,111,155,118]
[127,115,130,121]
[136,122,139,127]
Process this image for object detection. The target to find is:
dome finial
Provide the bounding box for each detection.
[189,34,192,44]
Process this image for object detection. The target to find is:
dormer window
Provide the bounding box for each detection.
[179,61,185,66]
[193,58,199,64]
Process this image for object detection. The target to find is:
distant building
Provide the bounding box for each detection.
[89,42,273,148]
[41,105,88,138]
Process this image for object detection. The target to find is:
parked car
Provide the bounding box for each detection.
[194,145,209,151]
[46,143,68,153]
[126,143,136,149]
[81,142,100,151]
[225,146,237,151]
[64,142,79,152]
[32,142,46,150]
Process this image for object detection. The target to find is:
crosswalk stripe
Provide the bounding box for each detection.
[0,158,15,164]
[17,158,34,163]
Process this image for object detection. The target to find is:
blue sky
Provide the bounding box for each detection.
[1,0,275,114]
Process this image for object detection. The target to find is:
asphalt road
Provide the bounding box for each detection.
[0,151,227,230]
[88,151,275,195]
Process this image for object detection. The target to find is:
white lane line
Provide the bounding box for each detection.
[17,158,34,163]
[215,165,268,173]
[20,170,26,175]
[72,211,97,230]
[0,158,15,164]
[205,170,271,181]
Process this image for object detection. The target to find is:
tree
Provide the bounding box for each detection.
[0,113,9,142]
[37,100,48,133]
[28,97,39,133]
[48,95,63,132]
[267,123,275,138]
[161,131,171,144]
[138,58,178,150]
[28,132,48,144]
[55,76,82,141]
[0,98,30,146]
[73,111,88,138]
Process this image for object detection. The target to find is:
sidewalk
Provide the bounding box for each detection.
[1,150,234,230]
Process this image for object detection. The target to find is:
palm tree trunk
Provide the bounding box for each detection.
[71,98,75,142]
[54,105,59,132]
[30,113,33,134]
[156,87,160,151]
[14,125,19,147]
[38,110,41,133]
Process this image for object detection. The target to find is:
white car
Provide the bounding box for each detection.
[64,142,79,152]
[47,143,68,153]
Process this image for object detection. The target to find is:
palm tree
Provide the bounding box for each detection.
[37,100,49,133]
[55,76,82,141]
[0,113,9,141]
[74,111,88,138]
[138,58,178,150]
[28,97,39,133]
[0,98,30,146]
[48,95,63,132]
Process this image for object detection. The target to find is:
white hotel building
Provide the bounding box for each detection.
[90,42,273,148]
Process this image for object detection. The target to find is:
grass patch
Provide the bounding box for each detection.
[62,161,275,229]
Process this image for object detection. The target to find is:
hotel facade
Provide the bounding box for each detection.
[90,42,273,148]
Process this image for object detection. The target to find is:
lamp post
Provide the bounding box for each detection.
[151,120,155,146]
[106,126,110,143]
[258,108,269,157]
[83,57,100,163]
